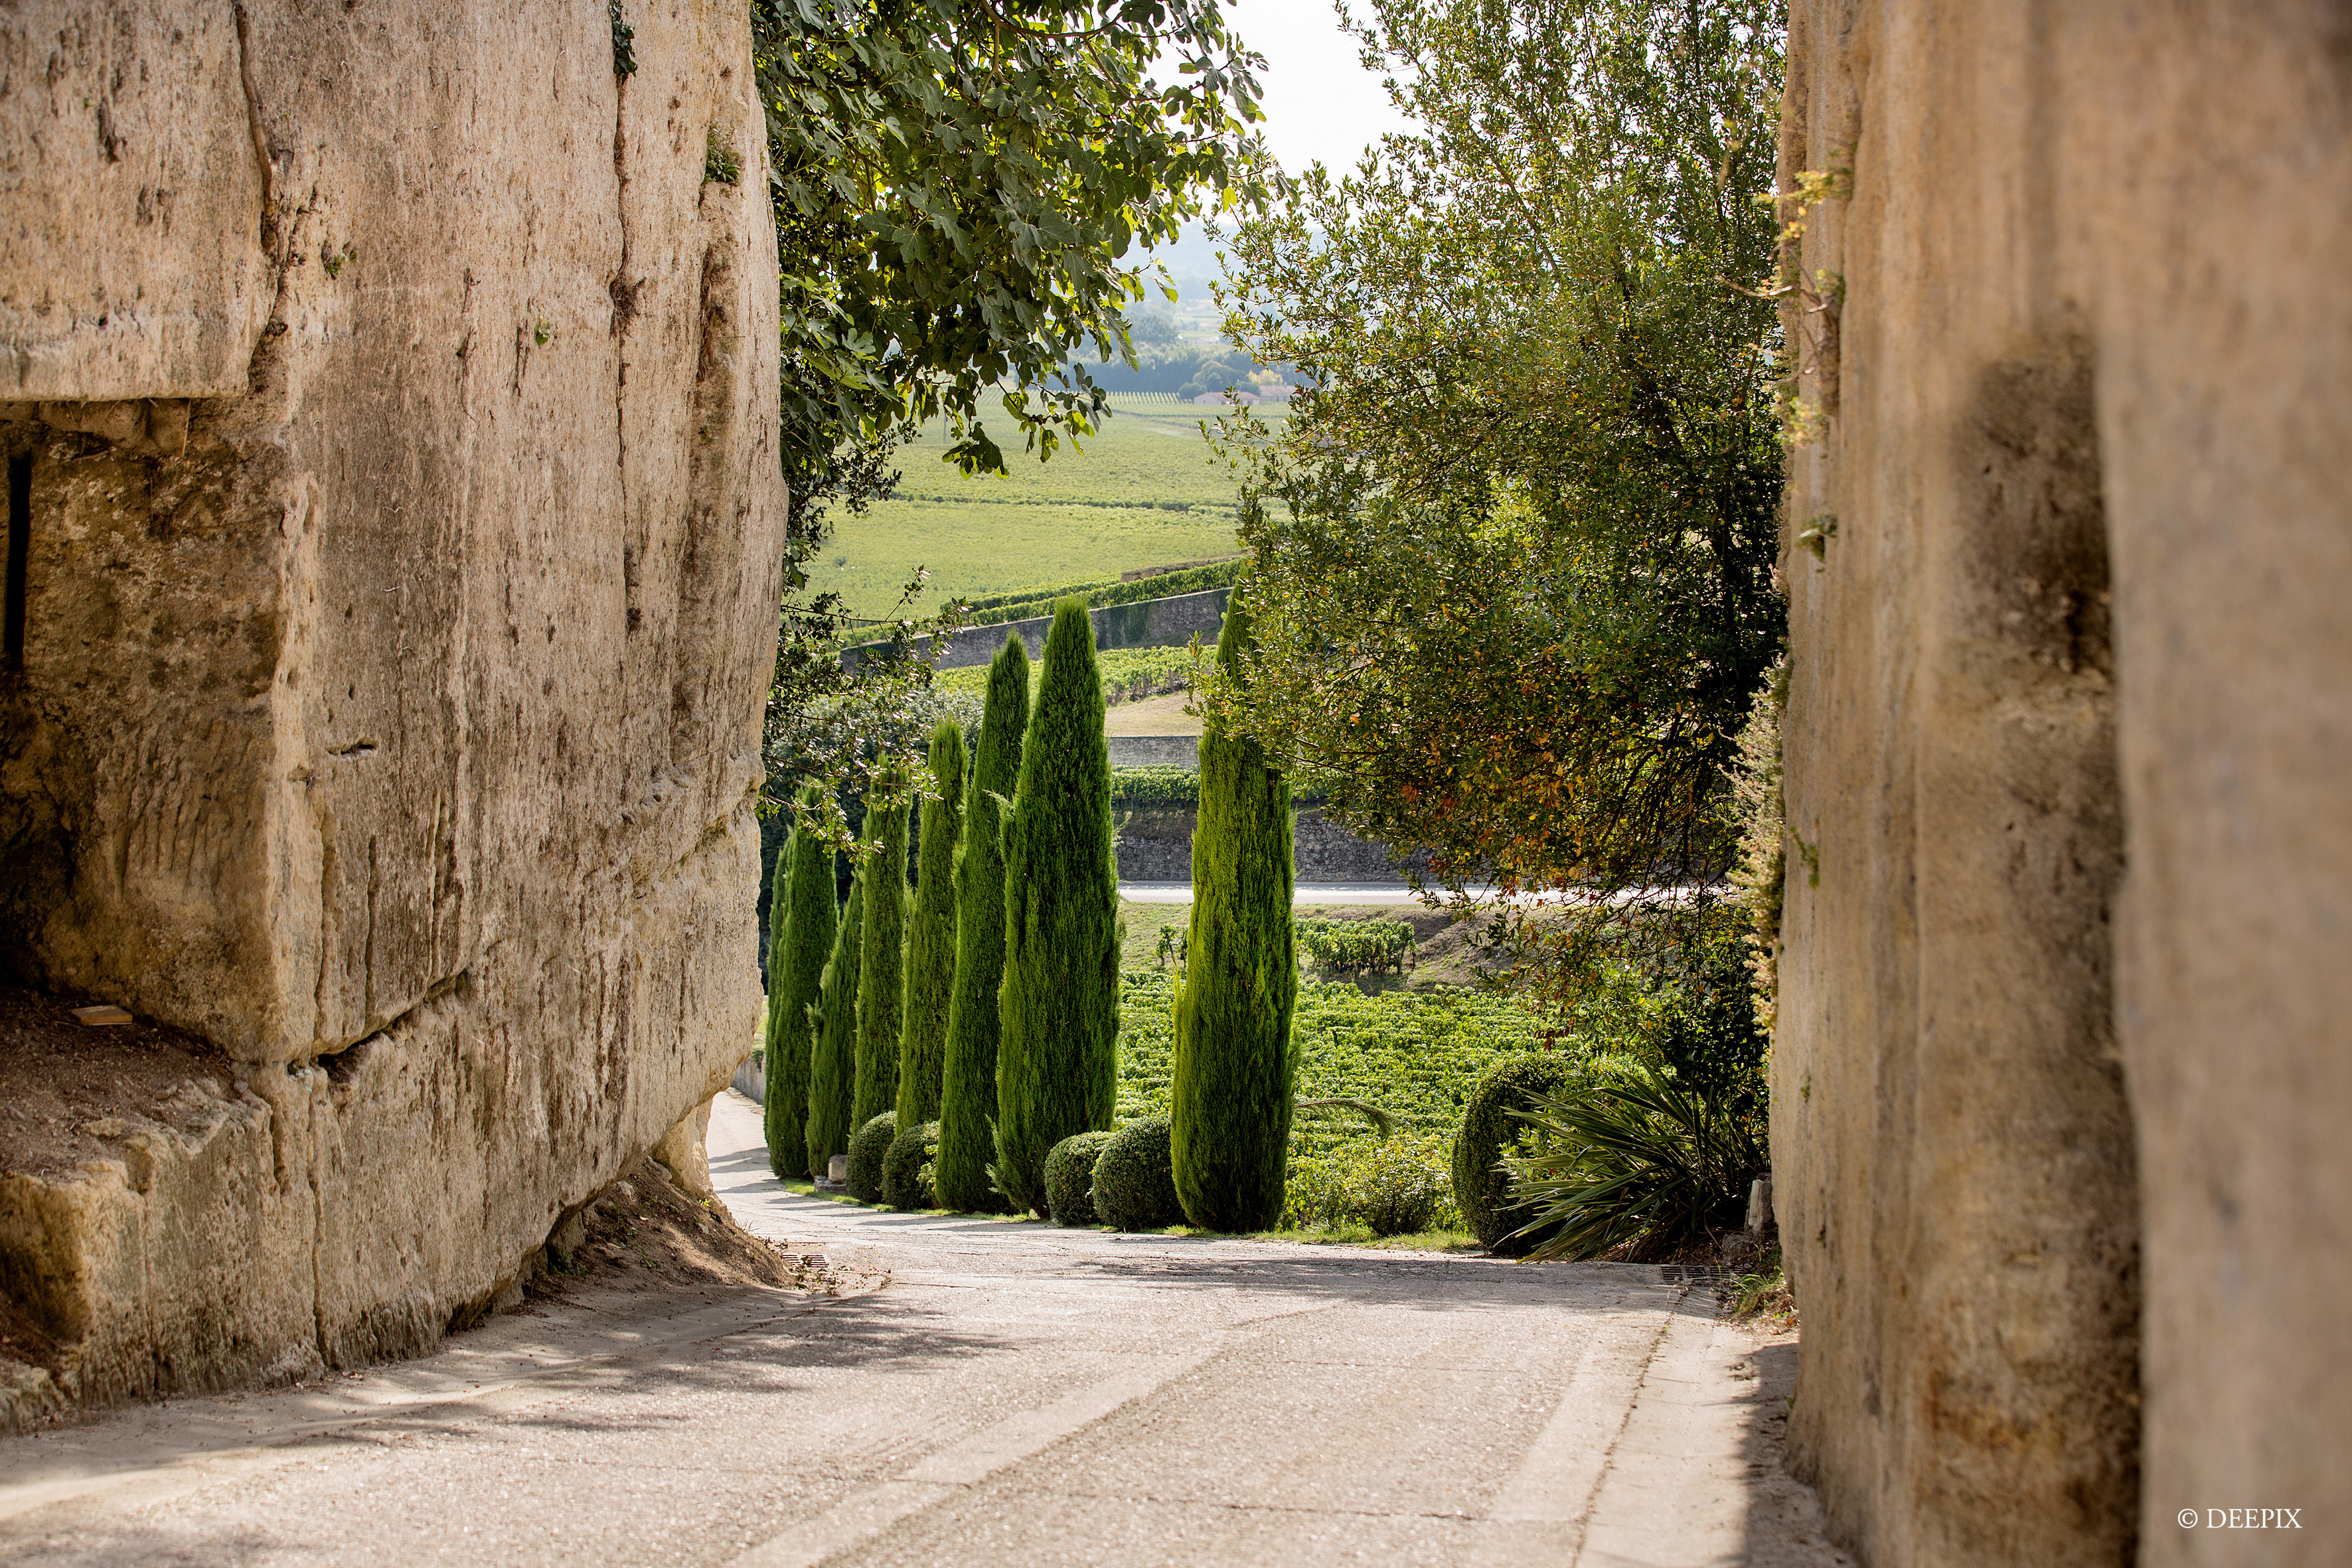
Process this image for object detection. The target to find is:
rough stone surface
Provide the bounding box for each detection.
[0,0,783,1427]
[1774,5,2351,1563]
[1114,804,1426,884]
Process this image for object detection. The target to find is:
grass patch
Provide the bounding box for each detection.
[826,404,1263,618]
[1116,967,1544,1157]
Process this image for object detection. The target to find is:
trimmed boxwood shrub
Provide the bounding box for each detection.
[1091,1116,1183,1232]
[1044,1131,1116,1227]
[1452,1053,1575,1254]
[846,1111,898,1204]
[882,1121,939,1210]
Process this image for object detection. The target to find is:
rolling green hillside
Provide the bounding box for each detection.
[822,397,1271,619]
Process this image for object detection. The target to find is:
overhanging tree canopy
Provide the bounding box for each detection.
[1204,0,1788,999]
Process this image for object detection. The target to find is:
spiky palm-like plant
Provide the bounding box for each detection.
[994,601,1120,1215]
[935,635,1032,1212]
[897,722,965,1127]
[762,787,836,1180]
[1170,593,1296,1231]
[854,789,909,1127]
[804,872,865,1180]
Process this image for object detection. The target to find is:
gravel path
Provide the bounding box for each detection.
[0,1093,1847,1567]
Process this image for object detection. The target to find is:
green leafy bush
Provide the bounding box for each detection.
[1091,1117,1184,1231]
[1113,766,1202,807]
[1116,972,1545,1158]
[846,1111,898,1204]
[882,1121,939,1210]
[1452,1053,1579,1255]
[1283,1135,1460,1236]
[1044,1130,1116,1227]
[1295,919,1415,975]
[1506,1057,1766,1261]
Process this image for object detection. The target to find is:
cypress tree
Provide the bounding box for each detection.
[763,787,836,1180]
[994,600,1121,1215]
[897,722,966,1128]
[935,635,1032,1212]
[1171,593,1297,1231]
[805,871,864,1179]
[854,787,910,1127]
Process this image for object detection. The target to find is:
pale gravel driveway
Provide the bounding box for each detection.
[0,1092,1847,1567]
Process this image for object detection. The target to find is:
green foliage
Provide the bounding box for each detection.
[882,1121,939,1210]
[1726,657,1787,1030]
[1284,1135,1460,1236]
[937,649,1206,715]
[937,637,1032,1214]
[1452,1052,1579,1254]
[754,0,1264,871]
[607,0,635,78]
[1044,1131,1116,1227]
[1117,971,1545,1156]
[703,124,741,186]
[832,416,1249,627]
[952,555,1245,625]
[854,792,909,1126]
[1506,1057,1768,1261]
[898,723,965,1128]
[1172,594,1296,1231]
[1295,919,1415,976]
[763,788,837,1180]
[1091,1116,1183,1231]
[994,602,1121,1214]
[846,1111,898,1204]
[1113,763,1204,809]
[1204,0,1787,1008]
[804,875,866,1178]
[752,8,1271,479]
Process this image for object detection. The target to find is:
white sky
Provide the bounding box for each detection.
[1225,0,1415,179]
[1144,1,1416,284]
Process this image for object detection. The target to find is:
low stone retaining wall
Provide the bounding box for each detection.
[1108,736,1200,768]
[1115,806,1424,884]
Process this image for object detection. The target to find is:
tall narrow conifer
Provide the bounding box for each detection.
[854,788,910,1126]
[994,600,1120,1214]
[1171,593,1297,1230]
[763,787,837,1180]
[935,635,1032,1212]
[897,723,966,1128]
[805,871,864,1179]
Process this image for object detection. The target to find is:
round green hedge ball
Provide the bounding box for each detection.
[1044,1131,1116,1227]
[846,1111,898,1204]
[882,1120,939,1210]
[1452,1054,1575,1253]
[1091,1117,1184,1232]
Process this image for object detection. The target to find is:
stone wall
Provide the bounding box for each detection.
[1115,806,1423,885]
[0,1,783,1425]
[1774,5,2351,1563]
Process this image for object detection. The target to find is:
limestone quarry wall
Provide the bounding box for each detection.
[1774,4,2351,1563]
[0,1,783,1423]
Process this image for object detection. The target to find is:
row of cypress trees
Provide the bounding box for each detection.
[760,593,1295,1229]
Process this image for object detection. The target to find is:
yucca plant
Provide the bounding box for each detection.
[1504,1058,1765,1261]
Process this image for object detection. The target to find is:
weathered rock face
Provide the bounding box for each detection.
[0,1,782,1424]
[1774,4,2351,1563]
